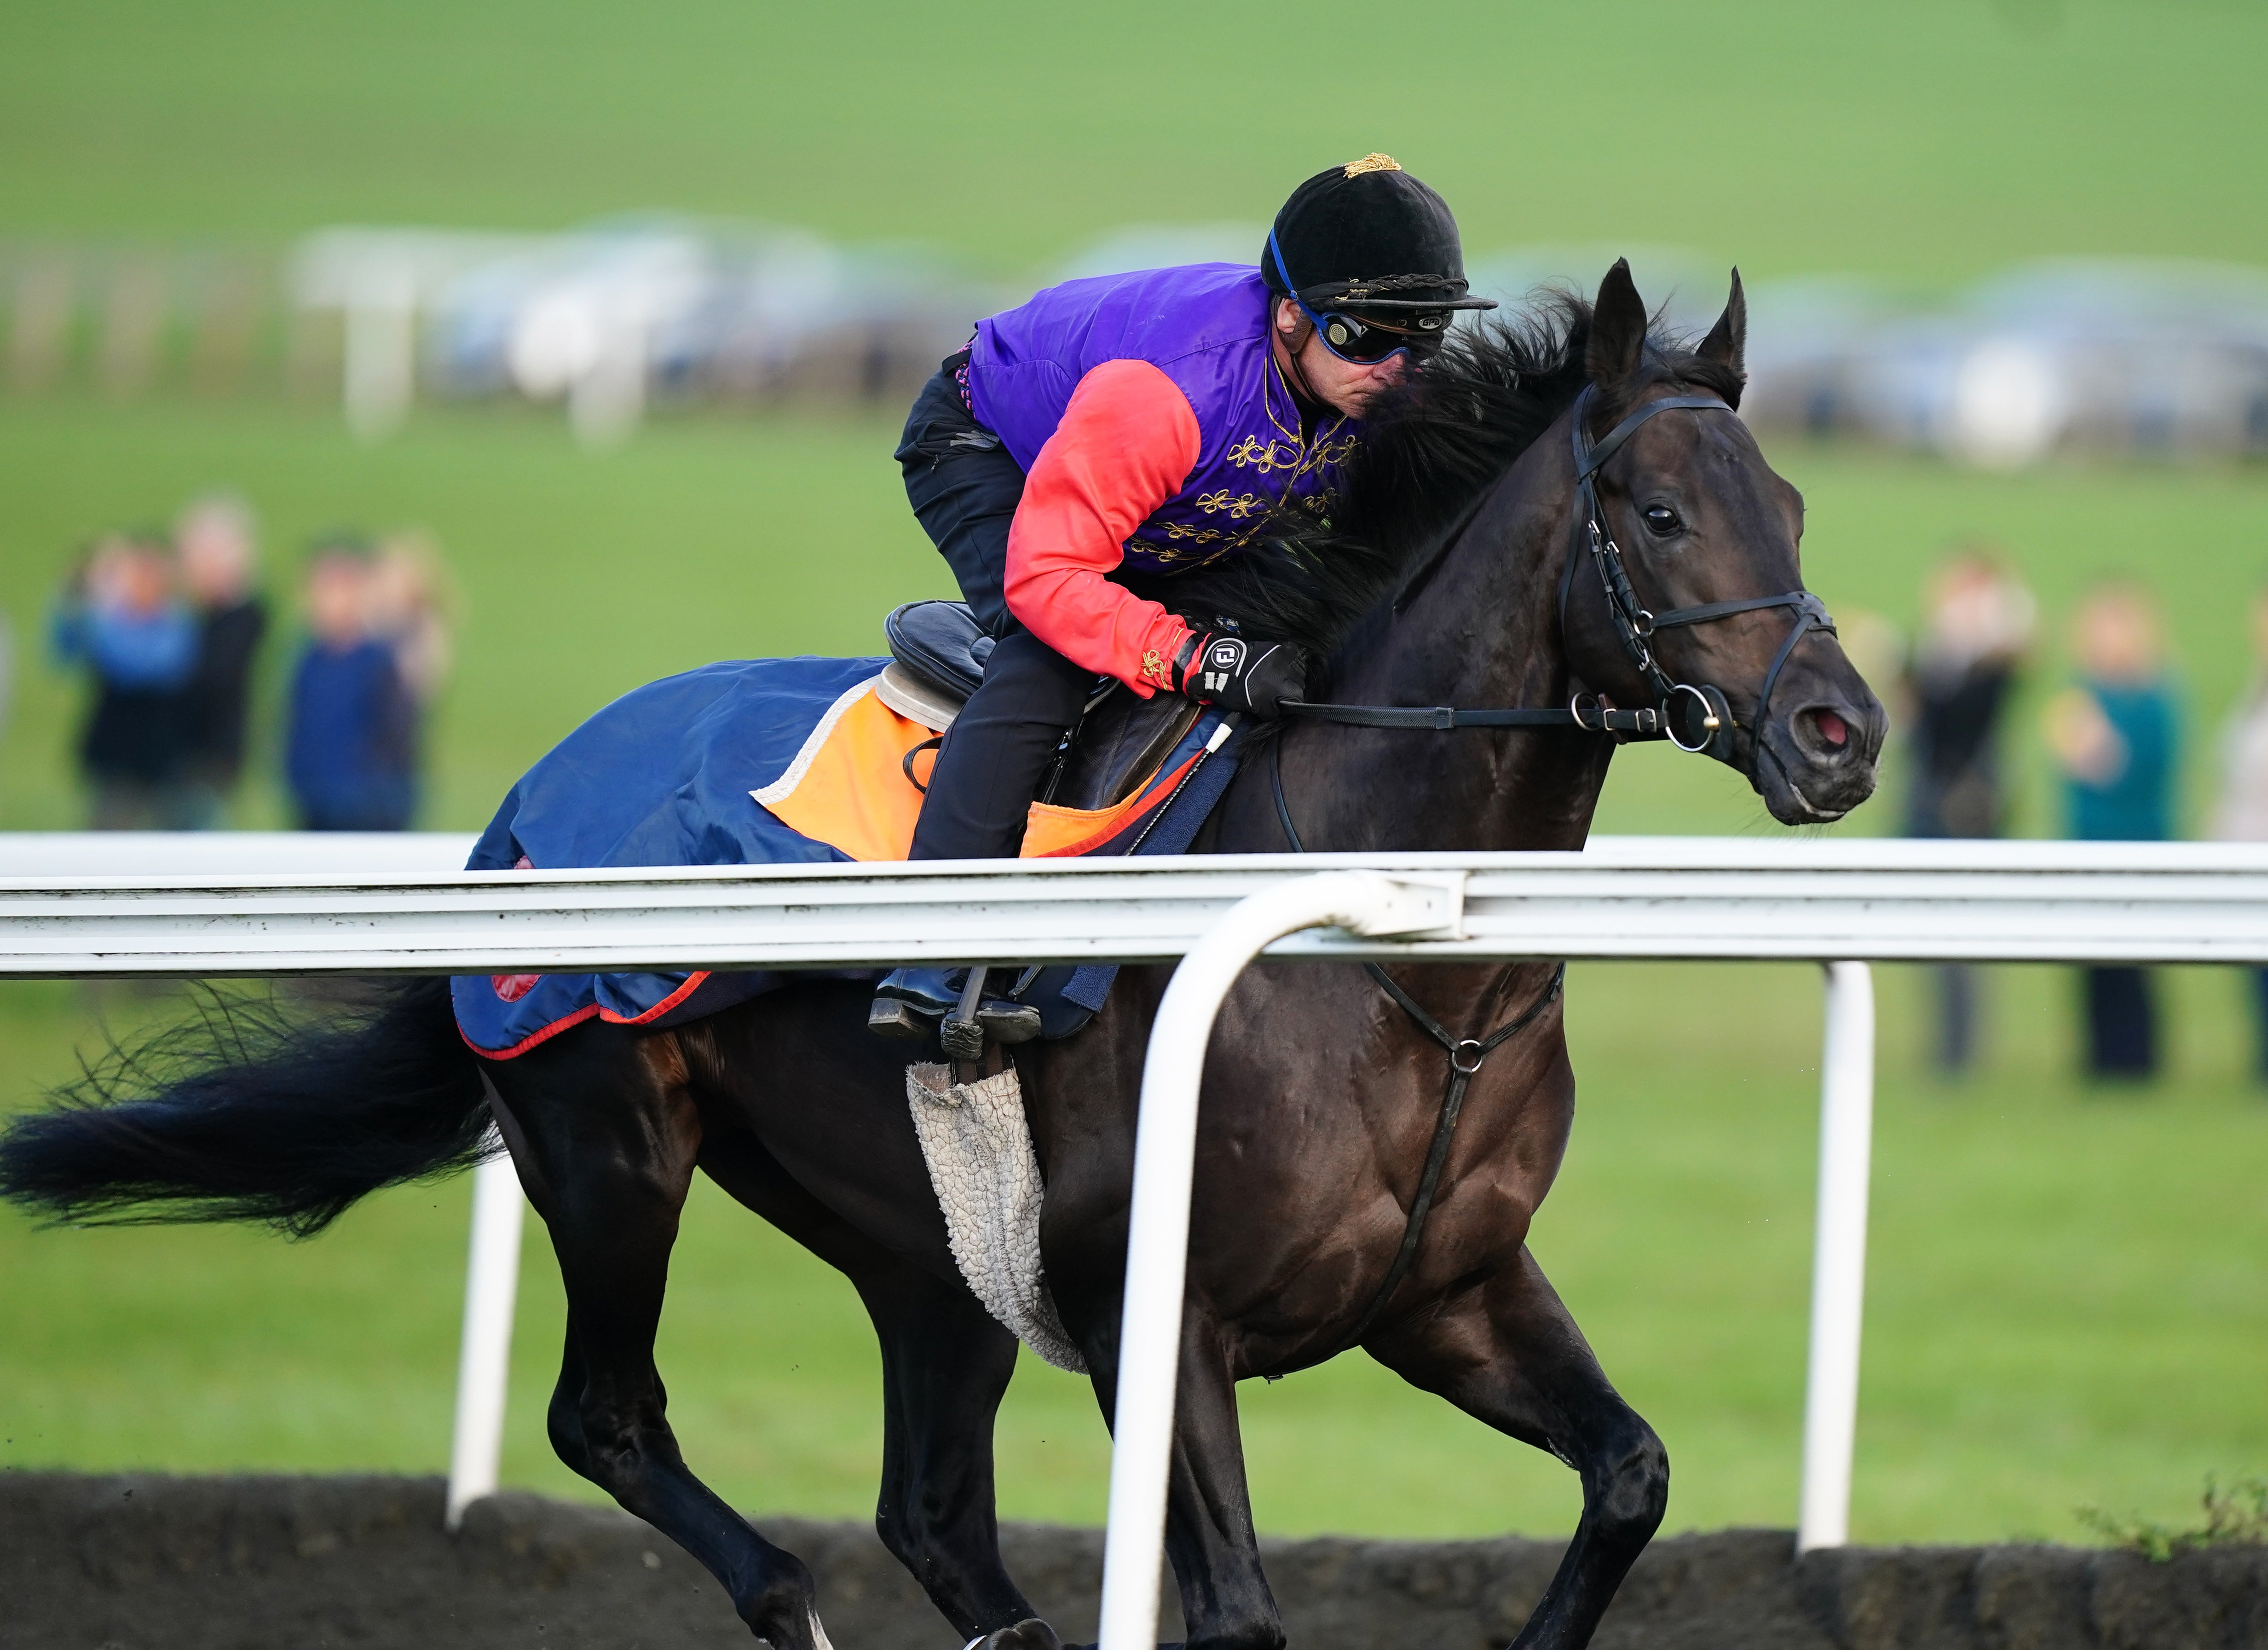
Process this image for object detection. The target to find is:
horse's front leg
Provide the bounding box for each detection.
[695,1120,1046,1645]
[1365,1245,1668,1650]
[1078,1307,1284,1650]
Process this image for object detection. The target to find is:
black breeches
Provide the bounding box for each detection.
[909,630,1093,859]
[896,364,1097,860]
[898,365,1025,639]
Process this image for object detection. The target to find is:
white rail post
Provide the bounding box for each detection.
[1095,871,1461,1650]
[1796,960,1876,1552]
[445,1146,525,1530]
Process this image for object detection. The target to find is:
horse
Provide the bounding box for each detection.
[0,261,1886,1650]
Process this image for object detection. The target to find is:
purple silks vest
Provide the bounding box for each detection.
[966,265,1361,574]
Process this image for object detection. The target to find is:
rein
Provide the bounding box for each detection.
[1280,384,1836,760]
[1270,741,1565,1348]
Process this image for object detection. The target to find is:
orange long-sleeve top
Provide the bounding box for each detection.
[1001,358,1205,696]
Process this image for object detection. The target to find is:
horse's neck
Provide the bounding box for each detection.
[1223,420,1612,857]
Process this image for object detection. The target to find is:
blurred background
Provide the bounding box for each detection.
[2,0,2262,1553]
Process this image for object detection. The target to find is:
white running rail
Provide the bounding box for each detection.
[5,832,2266,1581]
[445,1138,525,1529]
[1096,872,1462,1650]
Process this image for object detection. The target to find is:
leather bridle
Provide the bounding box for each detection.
[1282,383,1837,766]
[1261,386,1837,1344]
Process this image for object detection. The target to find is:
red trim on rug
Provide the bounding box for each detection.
[599,970,711,1025]
[461,970,715,1061]
[462,1002,602,1061]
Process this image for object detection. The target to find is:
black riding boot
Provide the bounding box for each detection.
[869,629,1095,1048]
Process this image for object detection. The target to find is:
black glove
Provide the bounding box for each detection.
[1171,631,1304,719]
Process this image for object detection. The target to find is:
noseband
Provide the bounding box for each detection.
[1282,384,1836,764]
[1560,384,1833,761]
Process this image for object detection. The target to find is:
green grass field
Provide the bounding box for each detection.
[5,1,2268,287]
[3,0,2268,1556]
[5,959,2264,1548]
[2,399,2264,1548]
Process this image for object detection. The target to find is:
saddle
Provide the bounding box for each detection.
[880,600,1203,813]
[861,601,1239,1041]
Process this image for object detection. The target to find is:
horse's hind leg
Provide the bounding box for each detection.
[1366,1245,1668,1650]
[485,1030,831,1649]
[694,1120,1045,1644]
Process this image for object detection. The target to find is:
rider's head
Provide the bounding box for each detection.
[1263,155,1496,417]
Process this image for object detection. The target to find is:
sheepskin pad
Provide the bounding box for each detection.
[904,1062,1086,1374]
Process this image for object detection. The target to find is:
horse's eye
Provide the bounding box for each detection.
[1642,505,1682,536]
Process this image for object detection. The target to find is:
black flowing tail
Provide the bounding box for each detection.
[0,978,492,1237]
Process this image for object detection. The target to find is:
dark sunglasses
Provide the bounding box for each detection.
[1307,307,1450,364]
[1266,232,1452,365]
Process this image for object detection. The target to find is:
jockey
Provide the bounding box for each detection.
[871,155,1494,1042]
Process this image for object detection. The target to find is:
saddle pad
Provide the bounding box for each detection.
[451,653,1236,1059]
[757,673,1227,862]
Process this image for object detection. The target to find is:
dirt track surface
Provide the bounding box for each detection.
[3,1473,2264,1649]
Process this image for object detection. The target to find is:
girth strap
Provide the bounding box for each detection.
[1338,957,1564,1347]
[1270,739,1566,1349]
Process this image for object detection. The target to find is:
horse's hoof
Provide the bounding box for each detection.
[965,1621,1063,1650]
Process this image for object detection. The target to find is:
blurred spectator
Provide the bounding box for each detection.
[1903,549,2036,1075]
[2044,580,2179,1082]
[366,529,456,705]
[2210,584,2268,1085]
[284,539,418,831]
[49,533,200,828]
[174,493,269,827]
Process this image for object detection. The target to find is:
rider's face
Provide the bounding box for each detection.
[1271,298,1408,417]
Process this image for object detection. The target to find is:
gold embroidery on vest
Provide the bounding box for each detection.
[1225,435,1303,475]
[1136,358,1364,569]
[1195,489,1265,519]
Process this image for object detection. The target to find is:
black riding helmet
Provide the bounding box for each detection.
[1263,154,1495,359]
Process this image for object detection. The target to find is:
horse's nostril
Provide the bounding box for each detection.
[1812,709,1849,749]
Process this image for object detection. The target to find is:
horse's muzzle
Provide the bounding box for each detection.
[1752,686,1886,825]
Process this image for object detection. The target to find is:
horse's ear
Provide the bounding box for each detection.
[1586,259,1647,385]
[1697,267,1747,390]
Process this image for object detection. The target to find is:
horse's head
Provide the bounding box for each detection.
[1563,260,1885,824]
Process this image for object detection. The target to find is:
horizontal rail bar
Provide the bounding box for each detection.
[0,832,480,876]
[14,831,2268,878]
[6,839,2268,975]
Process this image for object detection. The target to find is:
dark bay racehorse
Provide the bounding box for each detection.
[1,264,1884,1650]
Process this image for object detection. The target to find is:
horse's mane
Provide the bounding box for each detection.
[1136,289,1743,658]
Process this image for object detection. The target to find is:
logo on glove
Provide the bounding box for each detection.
[1200,638,1247,695]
